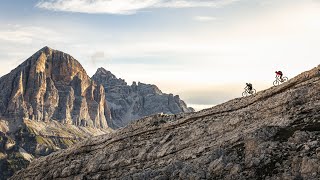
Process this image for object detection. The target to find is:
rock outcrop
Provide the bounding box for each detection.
[0,47,112,179]
[92,68,194,128]
[12,65,320,179]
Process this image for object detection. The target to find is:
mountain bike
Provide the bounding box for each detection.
[273,76,288,86]
[242,88,256,97]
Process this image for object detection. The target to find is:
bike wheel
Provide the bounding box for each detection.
[282,77,288,82]
[242,91,248,97]
[251,89,256,94]
[273,80,279,86]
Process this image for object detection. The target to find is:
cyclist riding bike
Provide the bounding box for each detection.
[275,71,283,82]
[242,83,256,97]
[246,83,253,92]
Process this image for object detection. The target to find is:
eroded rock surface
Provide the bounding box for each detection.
[92,68,194,128]
[12,66,320,179]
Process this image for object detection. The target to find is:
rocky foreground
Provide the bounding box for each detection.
[12,65,320,179]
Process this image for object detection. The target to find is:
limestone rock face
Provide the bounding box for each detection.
[92,68,194,128]
[11,66,320,179]
[0,47,112,179]
[0,47,111,128]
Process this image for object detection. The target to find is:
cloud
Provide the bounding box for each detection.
[154,0,235,8]
[89,51,112,69]
[193,16,217,22]
[0,25,63,44]
[0,24,75,77]
[36,0,239,14]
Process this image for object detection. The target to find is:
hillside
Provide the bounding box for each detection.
[11,65,320,179]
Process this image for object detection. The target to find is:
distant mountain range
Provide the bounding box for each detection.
[0,47,193,179]
[92,67,194,128]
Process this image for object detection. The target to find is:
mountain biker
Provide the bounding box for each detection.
[245,83,253,92]
[275,71,283,81]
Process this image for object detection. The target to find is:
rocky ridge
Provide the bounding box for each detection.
[92,67,194,128]
[11,65,320,179]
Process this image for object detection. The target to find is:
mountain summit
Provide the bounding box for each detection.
[12,65,320,179]
[92,67,194,128]
[0,47,111,128]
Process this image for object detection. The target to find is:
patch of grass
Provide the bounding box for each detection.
[35,136,46,144]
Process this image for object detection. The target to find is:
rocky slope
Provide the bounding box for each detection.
[0,47,112,179]
[92,68,194,128]
[12,65,320,179]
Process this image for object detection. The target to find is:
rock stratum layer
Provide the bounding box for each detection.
[92,68,194,128]
[12,65,320,179]
[0,47,112,179]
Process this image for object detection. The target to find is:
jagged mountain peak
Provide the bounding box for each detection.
[30,46,52,56]
[96,67,110,74]
[10,47,89,83]
[94,67,117,80]
[92,67,194,127]
[0,47,111,128]
[92,68,127,88]
[39,46,52,52]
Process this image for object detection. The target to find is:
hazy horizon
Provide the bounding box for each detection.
[1,0,319,110]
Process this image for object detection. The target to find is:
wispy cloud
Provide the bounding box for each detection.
[0,25,63,44]
[36,0,239,14]
[0,24,74,76]
[89,51,112,69]
[193,16,217,22]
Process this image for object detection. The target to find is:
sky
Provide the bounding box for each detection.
[0,0,320,111]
